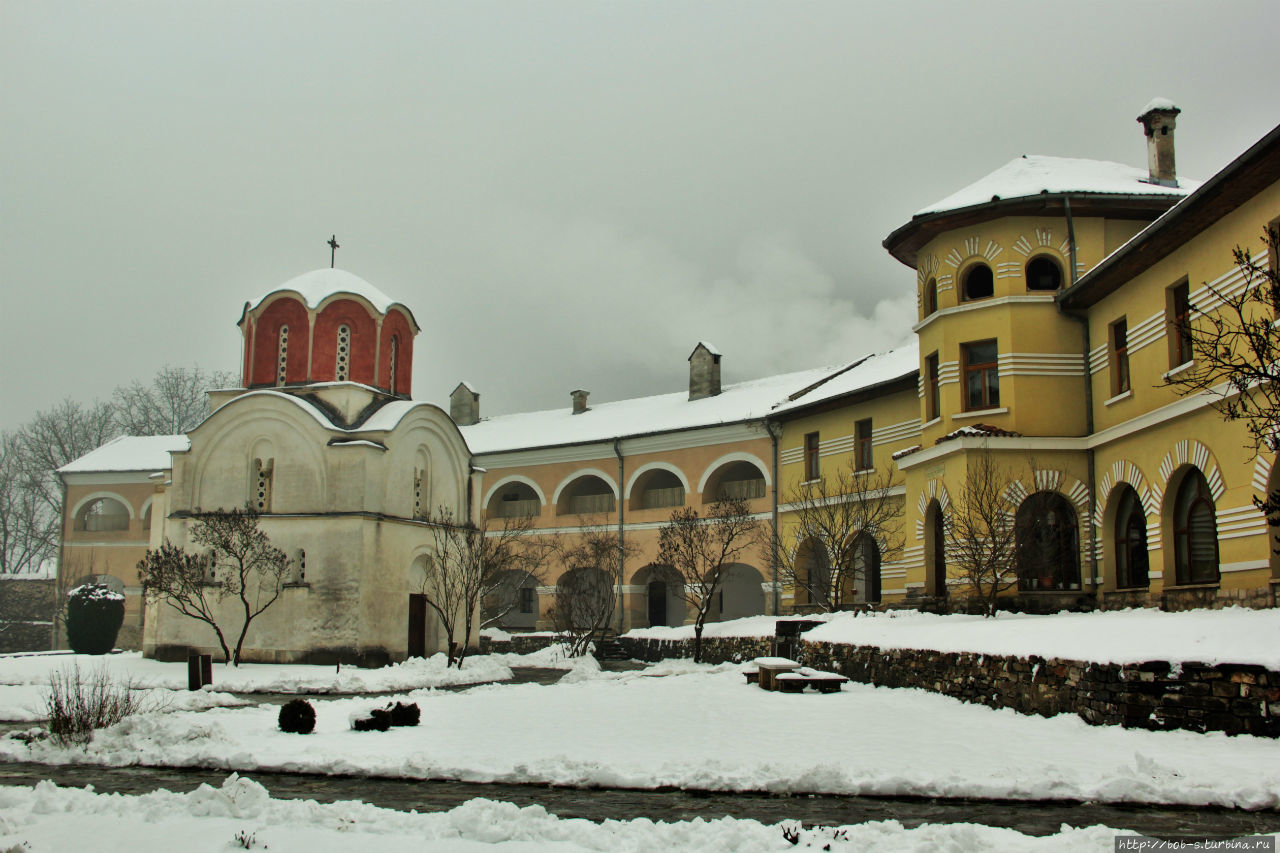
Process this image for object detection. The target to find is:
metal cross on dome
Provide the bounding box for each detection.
[327,235,340,268]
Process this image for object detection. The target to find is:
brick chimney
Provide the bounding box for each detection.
[571,389,590,415]
[1137,98,1180,187]
[450,381,480,426]
[688,341,722,401]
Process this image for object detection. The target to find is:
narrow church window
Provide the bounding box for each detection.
[254,458,274,512]
[276,325,289,386]
[413,467,426,518]
[389,335,399,392]
[336,324,351,381]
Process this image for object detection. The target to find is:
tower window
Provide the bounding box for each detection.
[276,325,289,386]
[1026,257,1063,291]
[389,335,399,393]
[925,352,941,421]
[413,467,426,519]
[336,324,351,381]
[962,264,994,301]
[923,278,938,316]
[962,340,999,410]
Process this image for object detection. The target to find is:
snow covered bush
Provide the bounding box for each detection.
[65,583,125,655]
[387,700,420,727]
[44,662,142,747]
[277,698,315,734]
[349,707,392,732]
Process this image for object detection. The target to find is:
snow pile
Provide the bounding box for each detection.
[0,775,1124,852]
[6,666,1278,807]
[68,584,125,603]
[627,608,1280,670]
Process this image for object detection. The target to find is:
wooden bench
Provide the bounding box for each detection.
[743,668,760,684]
[775,667,849,694]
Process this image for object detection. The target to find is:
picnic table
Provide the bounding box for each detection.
[776,667,849,694]
[752,656,802,690]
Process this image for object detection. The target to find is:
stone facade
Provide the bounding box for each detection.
[0,578,55,653]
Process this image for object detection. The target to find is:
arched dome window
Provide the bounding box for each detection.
[1113,485,1149,589]
[75,497,130,532]
[962,264,994,300]
[1015,491,1080,591]
[1026,256,1063,291]
[276,325,289,386]
[335,324,351,381]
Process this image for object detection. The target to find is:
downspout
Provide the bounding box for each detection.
[765,417,781,616]
[614,438,625,634]
[1061,197,1099,597]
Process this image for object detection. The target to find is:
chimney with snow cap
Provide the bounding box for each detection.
[688,341,722,401]
[450,381,480,426]
[1137,98,1180,187]
[571,389,590,415]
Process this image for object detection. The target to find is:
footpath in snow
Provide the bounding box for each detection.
[0,774,1132,852]
[624,607,1280,670]
[3,658,1278,809]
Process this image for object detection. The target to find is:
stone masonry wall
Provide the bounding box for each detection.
[0,578,55,654]
[618,635,1280,738]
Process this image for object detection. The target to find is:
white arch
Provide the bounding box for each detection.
[696,452,771,494]
[483,475,548,509]
[624,462,692,500]
[551,468,620,506]
[1156,439,1226,505]
[1094,458,1157,526]
[70,491,136,521]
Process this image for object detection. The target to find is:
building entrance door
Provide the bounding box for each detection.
[407,593,428,658]
[647,581,667,627]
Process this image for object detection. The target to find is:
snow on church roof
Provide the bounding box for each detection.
[58,435,189,474]
[460,343,918,455]
[250,268,399,313]
[915,155,1200,218]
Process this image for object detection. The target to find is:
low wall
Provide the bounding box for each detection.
[0,578,55,654]
[479,634,563,655]
[618,635,1280,738]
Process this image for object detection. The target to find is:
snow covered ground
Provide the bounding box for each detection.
[625,607,1280,669]
[3,660,1278,809]
[0,775,1128,853]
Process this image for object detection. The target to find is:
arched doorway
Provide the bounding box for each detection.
[794,538,830,610]
[1170,467,1219,586]
[633,564,685,627]
[924,500,946,598]
[1015,491,1081,591]
[1110,485,1149,589]
[851,534,881,604]
[716,564,766,620]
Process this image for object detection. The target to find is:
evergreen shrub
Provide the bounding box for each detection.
[388,701,420,727]
[350,707,392,732]
[277,698,315,734]
[65,584,125,655]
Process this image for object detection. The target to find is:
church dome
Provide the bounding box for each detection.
[237,269,418,396]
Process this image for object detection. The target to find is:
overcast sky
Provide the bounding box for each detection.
[3,1,1278,432]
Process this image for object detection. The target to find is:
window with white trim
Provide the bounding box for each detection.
[254,458,274,512]
[276,325,289,386]
[336,324,351,381]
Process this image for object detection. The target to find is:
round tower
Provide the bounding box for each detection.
[237,269,419,396]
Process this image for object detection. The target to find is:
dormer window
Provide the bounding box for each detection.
[335,324,351,381]
[1026,256,1063,291]
[962,264,994,301]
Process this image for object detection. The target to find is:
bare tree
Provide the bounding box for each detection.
[478,512,551,630]
[137,507,289,665]
[1163,225,1280,556]
[421,508,549,667]
[771,465,902,611]
[0,432,55,576]
[657,497,761,663]
[548,517,634,657]
[945,446,1020,616]
[114,365,237,435]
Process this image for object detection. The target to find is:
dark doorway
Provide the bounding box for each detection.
[408,593,428,659]
[930,503,947,598]
[647,581,667,627]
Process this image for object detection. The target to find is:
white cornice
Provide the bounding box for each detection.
[61,471,164,486]
[912,293,1059,334]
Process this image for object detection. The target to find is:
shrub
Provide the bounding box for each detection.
[349,707,392,732]
[387,701,420,727]
[277,698,315,734]
[44,662,143,747]
[65,584,126,655]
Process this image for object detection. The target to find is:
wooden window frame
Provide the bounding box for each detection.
[855,418,873,471]
[1167,280,1193,368]
[961,340,1000,411]
[925,352,940,421]
[1110,317,1130,396]
[804,432,820,481]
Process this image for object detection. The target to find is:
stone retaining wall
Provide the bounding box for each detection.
[480,634,563,656]
[618,635,1280,738]
[0,578,55,654]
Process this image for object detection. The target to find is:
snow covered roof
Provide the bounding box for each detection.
[249,269,399,313]
[916,155,1199,218]
[461,344,918,455]
[58,435,189,474]
[690,341,721,358]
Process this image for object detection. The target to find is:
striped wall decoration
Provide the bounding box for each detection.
[1093,459,1157,529]
[997,352,1085,377]
[1157,439,1226,502]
